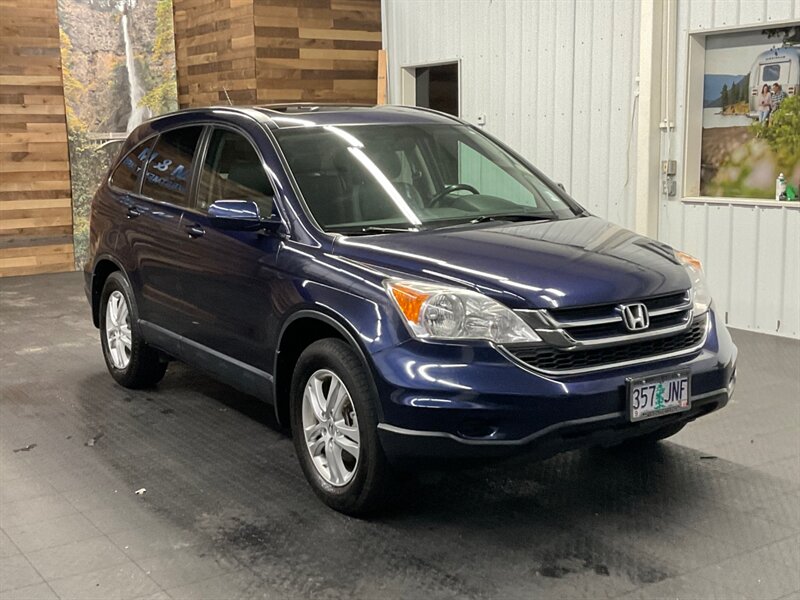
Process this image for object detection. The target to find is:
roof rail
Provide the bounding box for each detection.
[258,103,375,113]
[391,104,466,126]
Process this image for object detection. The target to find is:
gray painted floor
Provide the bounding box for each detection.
[1,272,798,600]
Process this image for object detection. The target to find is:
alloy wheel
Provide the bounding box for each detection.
[301,369,360,486]
[105,290,132,369]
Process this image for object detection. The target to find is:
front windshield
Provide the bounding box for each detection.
[274,123,583,233]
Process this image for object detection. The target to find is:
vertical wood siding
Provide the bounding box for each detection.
[662,0,800,338]
[0,0,74,277]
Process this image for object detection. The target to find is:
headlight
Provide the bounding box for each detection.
[676,251,711,316]
[385,279,542,343]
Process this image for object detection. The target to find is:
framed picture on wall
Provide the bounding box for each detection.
[684,23,799,202]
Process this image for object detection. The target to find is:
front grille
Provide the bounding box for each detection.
[505,315,707,375]
[544,291,692,341]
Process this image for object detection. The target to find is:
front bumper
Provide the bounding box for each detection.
[371,308,737,461]
[378,386,732,462]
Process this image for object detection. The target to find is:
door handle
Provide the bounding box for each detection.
[126,206,142,219]
[185,223,205,238]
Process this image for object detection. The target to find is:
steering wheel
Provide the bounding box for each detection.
[429,183,480,207]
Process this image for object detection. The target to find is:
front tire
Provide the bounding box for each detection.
[99,272,167,389]
[290,338,392,515]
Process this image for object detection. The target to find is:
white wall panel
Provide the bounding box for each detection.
[385,0,640,231]
[781,208,800,335]
[385,0,799,338]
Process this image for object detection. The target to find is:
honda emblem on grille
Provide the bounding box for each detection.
[620,303,650,331]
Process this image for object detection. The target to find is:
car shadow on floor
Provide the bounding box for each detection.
[71,360,796,598]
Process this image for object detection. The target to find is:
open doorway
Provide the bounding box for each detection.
[404,62,459,116]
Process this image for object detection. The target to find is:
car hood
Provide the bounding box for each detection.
[333,216,691,310]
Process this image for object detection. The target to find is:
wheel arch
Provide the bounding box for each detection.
[90,255,128,328]
[273,309,383,429]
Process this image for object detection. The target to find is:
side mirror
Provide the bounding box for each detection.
[208,200,280,232]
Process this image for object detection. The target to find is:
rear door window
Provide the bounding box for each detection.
[196,128,274,216]
[141,126,204,206]
[110,139,156,193]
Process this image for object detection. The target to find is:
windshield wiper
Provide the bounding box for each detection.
[335,226,421,236]
[469,214,553,224]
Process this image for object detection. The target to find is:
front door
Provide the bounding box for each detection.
[178,126,282,377]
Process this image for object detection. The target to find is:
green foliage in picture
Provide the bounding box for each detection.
[153,0,175,61]
[59,30,86,131]
[757,96,800,172]
[65,131,118,268]
[139,0,178,114]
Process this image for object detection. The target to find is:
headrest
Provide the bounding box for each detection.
[290,151,322,173]
[227,162,271,197]
[370,149,402,179]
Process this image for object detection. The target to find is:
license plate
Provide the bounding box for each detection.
[627,370,691,422]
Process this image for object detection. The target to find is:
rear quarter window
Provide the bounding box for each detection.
[109,139,156,193]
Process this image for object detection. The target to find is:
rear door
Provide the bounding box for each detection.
[177,125,282,375]
[128,125,205,333]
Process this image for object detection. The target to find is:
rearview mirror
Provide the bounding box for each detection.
[208,200,280,232]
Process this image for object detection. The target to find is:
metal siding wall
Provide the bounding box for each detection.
[385,0,798,339]
[662,0,800,338]
[385,0,640,230]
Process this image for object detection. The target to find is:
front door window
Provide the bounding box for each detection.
[197,129,274,217]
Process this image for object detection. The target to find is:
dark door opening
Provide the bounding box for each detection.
[414,62,459,116]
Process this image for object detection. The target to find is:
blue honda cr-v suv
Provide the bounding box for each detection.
[85,104,737,514]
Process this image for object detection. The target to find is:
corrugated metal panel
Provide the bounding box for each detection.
[662,0,800,337]
[384,0,799,338]
[385,0,640,230]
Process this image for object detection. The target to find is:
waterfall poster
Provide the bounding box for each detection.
[57,0,179,268]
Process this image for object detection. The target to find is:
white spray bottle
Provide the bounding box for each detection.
[776,173,787,201]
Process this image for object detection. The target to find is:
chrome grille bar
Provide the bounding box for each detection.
[509,290,698,370]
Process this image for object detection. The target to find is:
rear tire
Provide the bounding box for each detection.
[290,338,392,516]
[99,272,167,389]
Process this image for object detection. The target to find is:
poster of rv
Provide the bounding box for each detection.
[701,26,800,199]
[57,0,179,268]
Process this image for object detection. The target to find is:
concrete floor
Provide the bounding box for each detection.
[0,272,798,600]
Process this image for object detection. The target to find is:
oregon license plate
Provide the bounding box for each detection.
[627,370,691,422]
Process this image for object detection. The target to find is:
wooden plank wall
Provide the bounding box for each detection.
[173,0,258,107]
[174,0,381,107]
[0,0,74,277]
[253,0,381,104]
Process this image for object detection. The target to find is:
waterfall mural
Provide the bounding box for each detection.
[121,8,153,131]
[57,0,178,268]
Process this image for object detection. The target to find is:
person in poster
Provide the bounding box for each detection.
[757,84,771,123]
